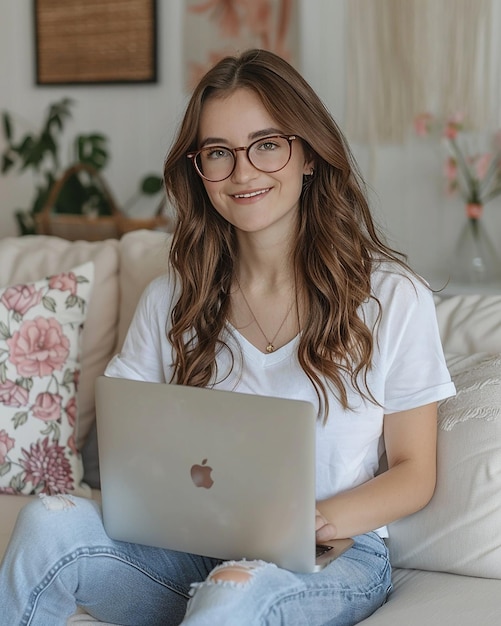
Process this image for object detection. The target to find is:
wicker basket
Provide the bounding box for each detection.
[35,163,171,241]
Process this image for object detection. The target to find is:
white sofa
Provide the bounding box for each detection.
[1,230,501,625]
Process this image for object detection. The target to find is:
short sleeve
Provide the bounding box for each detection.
[374,271,456,413]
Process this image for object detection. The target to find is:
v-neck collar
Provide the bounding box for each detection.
[225,322,300,366]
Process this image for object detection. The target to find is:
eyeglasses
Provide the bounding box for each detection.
[187,135,297,182]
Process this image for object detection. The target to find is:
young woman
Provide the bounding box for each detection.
[0,49,455,626]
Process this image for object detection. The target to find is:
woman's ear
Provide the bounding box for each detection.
[303,161,315,177]
[303,155,315,177]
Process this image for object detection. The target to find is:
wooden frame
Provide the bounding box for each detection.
[34,0,157,85]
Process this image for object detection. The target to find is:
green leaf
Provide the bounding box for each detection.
[46,98,74,134]
[14,134,35,159]
[40,422,60,441]
[21,137,45,171]
[65,294,78,308]
[0,462,11,477]
[18,377,33,392]
[2,111,12,141]
[42,295,57,312]
[0,361,7,384]
[0,321,10,340]
[141,175,163,195]
[54,171,88,214]
[76,134,109,170]
[10,473,26,492]
[12,411,28,428]
[1,153,15,173]
[40,130,57,159]
[63,368,75,387]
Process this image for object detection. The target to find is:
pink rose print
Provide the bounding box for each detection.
[21,437,74,494]
[49,272,78,296]
[0,429,15,465]
[32,392,63,422]
[0,380,29,407]
[7,316,70,378]
[65,396,77,427]
[0,284,43,316]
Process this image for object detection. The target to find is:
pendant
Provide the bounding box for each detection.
[266,344,275,353]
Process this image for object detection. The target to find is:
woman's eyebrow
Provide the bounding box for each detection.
[199,128,284,148]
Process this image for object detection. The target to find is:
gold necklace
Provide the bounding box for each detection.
[236,279,295,353]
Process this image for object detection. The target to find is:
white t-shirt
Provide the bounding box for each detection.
[106,263,455,528]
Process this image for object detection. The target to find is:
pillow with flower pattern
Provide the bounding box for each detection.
[0,262,94,496]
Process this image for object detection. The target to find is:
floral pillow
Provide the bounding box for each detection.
[0,262,94,496]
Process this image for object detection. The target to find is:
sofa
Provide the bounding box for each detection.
[1,229,501,625]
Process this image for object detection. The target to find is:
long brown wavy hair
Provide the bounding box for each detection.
[164,49,410,421]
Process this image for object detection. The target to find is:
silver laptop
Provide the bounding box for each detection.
[95,376,354,573]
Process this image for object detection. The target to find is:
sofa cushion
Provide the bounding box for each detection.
[0,263,94,496]
[388,352,501,578]
[0,236,120,450]
[435,293,501,354]
[358,569,501,625]
[116,230,171,350]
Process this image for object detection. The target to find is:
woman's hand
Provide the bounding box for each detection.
[315,508,337,543]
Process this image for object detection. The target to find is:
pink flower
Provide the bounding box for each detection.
[21,437,74,494]
[1,284,43,316]
[443,113,464,140]
[0,380,29,407]
[466,203,483,219]
[7,316,70,378]
[414,112,434,137]
[48,272,78,296]
[0,429,15,465]
[32,392,63,422]
[65,396,77,428]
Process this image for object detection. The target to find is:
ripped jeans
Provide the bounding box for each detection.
[0,496,392,626]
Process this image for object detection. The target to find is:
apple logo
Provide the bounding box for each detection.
[190,458,214,489]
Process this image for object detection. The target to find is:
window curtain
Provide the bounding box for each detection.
[345,0,496,144]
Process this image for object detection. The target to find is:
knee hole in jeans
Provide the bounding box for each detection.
[207,560,264,586]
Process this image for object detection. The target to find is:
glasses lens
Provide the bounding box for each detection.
[248,136,292,173]
[194,136,293,182]
[196,147,235,182]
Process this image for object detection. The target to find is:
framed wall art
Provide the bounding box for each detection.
[34,0,158,85]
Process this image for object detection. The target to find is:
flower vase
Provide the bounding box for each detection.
[449,204,501,284]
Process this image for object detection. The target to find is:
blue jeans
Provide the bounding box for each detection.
[0,496,392,625]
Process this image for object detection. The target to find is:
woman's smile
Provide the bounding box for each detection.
[231,187,272,200]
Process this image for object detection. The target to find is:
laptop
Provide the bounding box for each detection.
[95,376,354,573]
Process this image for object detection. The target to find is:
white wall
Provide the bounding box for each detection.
[1,0,501,284]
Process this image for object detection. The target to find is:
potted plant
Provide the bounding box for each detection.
[1,98,164,237]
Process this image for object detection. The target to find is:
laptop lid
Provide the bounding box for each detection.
[95,376,351,573]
